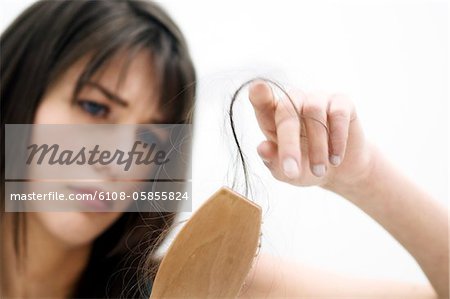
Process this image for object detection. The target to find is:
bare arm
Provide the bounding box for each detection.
[241,145,448,298]
[243,81,448,298]
[325,144,449,297]
[240,253,437,298]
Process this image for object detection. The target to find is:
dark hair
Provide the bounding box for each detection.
[0,0,195,298]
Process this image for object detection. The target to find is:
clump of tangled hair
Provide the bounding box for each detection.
[228,77,329,198]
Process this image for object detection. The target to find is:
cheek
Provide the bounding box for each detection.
[31,212,123,247]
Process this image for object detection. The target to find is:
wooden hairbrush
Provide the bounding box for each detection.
[150,187,262,298]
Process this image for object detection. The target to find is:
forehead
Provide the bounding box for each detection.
[72,49,162,123]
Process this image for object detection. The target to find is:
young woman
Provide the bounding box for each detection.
[1,1,447,298]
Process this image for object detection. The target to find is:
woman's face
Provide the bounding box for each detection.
[30,50,162,247]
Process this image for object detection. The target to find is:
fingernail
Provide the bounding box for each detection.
[330,155,341,166]
[283,158,299,179]
[312,164,326,177]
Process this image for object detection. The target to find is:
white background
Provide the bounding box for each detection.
[1,0,448,285]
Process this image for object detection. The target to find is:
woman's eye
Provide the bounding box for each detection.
[77,100,109,118]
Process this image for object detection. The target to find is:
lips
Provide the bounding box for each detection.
[67,185,112,212]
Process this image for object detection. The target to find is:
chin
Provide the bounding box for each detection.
[31,211,123,247]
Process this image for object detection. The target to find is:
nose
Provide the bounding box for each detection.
[91,125,139,180]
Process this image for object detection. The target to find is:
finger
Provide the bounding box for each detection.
[302,94,329,177]
[274,93,302,179]
[327,94,354,166]
[257,140,277,163]
[249,80,277,141]
[256,141,285,180]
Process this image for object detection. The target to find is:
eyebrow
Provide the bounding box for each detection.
[84,81,128,107]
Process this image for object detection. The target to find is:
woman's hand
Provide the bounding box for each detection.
[249,80,449,298]
[249,80,373,189]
